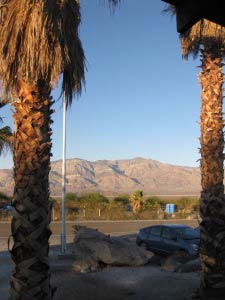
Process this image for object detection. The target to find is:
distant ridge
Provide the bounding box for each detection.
[0,157,201,196]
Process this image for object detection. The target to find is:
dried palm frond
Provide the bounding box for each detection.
[180,19,225,59]
[99,0,121,12]
[162,3,176,16]
[0,99,13,154]
[0,99,10,126]
[107,0,121,6]
[0,98,9,109]
[0,0,85,105]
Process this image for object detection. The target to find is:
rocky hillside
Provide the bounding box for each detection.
[0,157,201,196]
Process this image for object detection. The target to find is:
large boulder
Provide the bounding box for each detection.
[72,226,153,272]
[161,251,192,272]
[176,258,201,273]
[161,251,201,273]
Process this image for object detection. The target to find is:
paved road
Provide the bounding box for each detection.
[0,219,199,238]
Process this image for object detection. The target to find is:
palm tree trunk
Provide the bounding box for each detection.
[199,49,225,300]
[10,80,54,300]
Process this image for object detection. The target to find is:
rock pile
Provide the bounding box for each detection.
[72,226,153,273]
[161,251,201,273]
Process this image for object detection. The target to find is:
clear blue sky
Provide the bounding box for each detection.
[0,0,202,169]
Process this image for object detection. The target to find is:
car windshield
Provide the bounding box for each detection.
[174,227,199,239]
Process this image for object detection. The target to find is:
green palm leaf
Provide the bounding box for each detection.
[0,99,13,155]
[0,125,13,155]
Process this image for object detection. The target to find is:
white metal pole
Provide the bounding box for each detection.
[61,93,67,254]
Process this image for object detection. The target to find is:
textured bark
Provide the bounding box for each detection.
[198,49,225,299]
[10,80,54,300]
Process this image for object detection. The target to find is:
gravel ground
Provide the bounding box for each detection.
[52,264,200,300]
[0,256,200,300]
[0,234,201,300]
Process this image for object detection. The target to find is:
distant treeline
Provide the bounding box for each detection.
[0,192,12,207]
[0,190,200,220]
[51,191,200,221]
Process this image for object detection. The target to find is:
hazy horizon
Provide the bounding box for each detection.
[0,155,201,170]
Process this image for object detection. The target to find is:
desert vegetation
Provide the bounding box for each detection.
[49,191,200,221]
[0,191,12,208]
[0,101,13,156]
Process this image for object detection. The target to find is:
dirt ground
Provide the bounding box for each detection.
[53,264,200,300]
[0,250,200,300]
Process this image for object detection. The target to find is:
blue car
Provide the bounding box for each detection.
[136,224,200,258]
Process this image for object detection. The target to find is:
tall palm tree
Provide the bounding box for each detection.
[165,8,225,298]
[0,101,13,155]
[180,21,225,300]
[0,1,119,299]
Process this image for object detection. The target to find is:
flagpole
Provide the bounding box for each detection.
[61,92,67,254]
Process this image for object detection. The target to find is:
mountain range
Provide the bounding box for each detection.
[0,157,201,197]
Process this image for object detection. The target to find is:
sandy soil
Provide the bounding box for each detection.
[0,249,200,300]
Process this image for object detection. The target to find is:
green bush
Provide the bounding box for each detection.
[66,193,80,210]
[79,192,109,209]
[113,194,130,207]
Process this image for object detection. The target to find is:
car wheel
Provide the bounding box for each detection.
[140,243,147,250]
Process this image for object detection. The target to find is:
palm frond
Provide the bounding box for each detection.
[107,0,121,7]
[0,125,13,155]
[180,19,225,59]
[100,0,121,12]
[0,98,9,109]
[0,99,9,124]
[162,3,176,16]
[0,0,85,106]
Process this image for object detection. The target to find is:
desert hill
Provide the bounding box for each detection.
[0,157,201,196]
